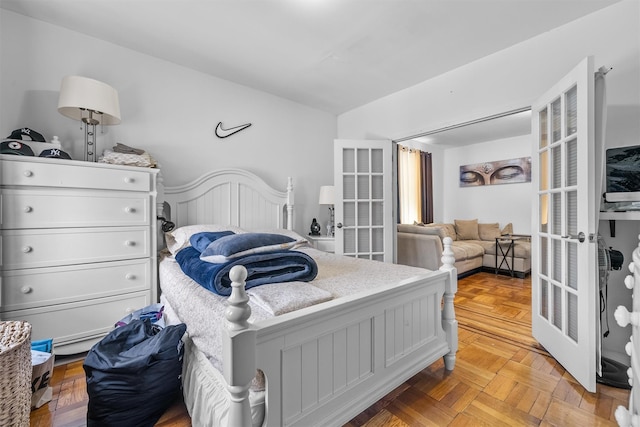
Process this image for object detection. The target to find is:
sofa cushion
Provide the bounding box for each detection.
[455,219,479,240]
[478,223,501,241]
[475,240,496,254]
[452,241,484,260]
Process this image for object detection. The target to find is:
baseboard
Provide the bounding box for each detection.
[481,266,530,279]
[457,267,483,279]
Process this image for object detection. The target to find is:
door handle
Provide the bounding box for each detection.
[561,232,585,243]
[336,223,343,229]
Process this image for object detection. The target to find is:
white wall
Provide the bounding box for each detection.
[337,0,639,220]
[337,0,639,366]
[441,135,532,233]
[0,10,337,235]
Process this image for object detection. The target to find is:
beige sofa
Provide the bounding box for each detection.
[397,220,531,278]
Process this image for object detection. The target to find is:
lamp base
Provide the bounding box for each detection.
[84,121,97,162]
[327,206,335,236]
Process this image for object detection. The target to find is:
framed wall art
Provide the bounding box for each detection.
[460,156,531,187]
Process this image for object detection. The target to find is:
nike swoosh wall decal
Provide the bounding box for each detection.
[215,122,252,138]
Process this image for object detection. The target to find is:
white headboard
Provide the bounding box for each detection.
[159,168,293,231]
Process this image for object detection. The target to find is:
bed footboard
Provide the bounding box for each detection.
[223,238,457,427]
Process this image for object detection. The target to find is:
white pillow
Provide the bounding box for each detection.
[165,224,246,255]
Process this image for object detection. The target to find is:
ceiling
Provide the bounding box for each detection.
[0,0,620,117]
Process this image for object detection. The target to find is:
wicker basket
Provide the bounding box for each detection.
[0,321,32,427]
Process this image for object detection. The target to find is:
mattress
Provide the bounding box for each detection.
[159,246,433,424]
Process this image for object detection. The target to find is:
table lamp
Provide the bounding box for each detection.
[57,76,121,162]
[318,185,335,236]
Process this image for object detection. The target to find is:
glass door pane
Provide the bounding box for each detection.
[334,140,393,261]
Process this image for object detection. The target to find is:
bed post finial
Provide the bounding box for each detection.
[226,266,251,331]
[223,265,255,427]
[440,237,455,271]
[439,236,458,371]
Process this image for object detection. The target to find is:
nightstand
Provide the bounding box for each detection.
[307,235,335,253]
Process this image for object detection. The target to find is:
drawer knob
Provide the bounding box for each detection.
[23,170,34,177]
[124,207,135,213]
[125,240,135,246]
[124,177,134,184]
[625,275,635,290]
[22,246,33,253]
[24,206,33,213]
[21,286,32,294]
[125,273,135,280]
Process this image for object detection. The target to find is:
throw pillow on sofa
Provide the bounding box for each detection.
[424,223,457,241]
[478,223,502,241]
[454,219,479,240]
[501,223,513,235]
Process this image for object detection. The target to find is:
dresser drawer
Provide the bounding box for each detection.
[2,227,150,269]
[1,158,151,191]
[2,189,150,229]
[1,291,151,354]
[1,259,151,311]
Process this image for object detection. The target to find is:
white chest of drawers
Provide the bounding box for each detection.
[0,155,159,355]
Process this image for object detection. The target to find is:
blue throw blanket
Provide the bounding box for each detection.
[175,243,318,297]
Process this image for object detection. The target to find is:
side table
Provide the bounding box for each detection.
[495,235,530,277]
[307,235,335,253]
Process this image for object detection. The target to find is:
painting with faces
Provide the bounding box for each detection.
[459,157,532,187]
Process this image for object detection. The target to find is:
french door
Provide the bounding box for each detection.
[531,57,598,392]
[333,139,395,262]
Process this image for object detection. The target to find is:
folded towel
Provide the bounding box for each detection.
[99,149,157,168]
[113,142,145,155]
[247,282,332,315]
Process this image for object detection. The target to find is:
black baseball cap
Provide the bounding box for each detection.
[0,140,35,156]
[7,127,46,142]
[39,148,72,160]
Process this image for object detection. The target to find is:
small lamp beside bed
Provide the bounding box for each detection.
[318,185,335,236]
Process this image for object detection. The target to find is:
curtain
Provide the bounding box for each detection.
[421,151,434,224]
[397,145,432,224]
[397,145,422,224]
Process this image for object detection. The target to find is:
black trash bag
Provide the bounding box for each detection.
[84,319,187,427]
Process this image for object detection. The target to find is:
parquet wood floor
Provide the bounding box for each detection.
[30,272,629,426]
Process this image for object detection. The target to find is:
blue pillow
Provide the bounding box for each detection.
[189,231,235,253]
[200,233,299,263]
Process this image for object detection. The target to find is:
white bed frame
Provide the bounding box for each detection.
[159,168,458,427]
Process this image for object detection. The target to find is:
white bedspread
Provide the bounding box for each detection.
[159,247,433,382]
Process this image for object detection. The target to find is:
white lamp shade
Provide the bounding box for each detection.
[57,76,121,125]
[319,185,335,205]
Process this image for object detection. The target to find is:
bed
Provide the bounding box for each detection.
[157,168,458,427]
